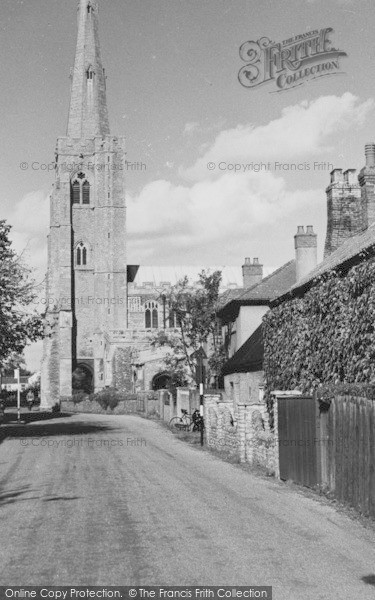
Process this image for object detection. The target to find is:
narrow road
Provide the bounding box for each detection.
[0,413,374,599]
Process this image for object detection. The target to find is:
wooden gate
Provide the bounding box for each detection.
[277,395,320,488]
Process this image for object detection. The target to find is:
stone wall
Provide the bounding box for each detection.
[204,393,276,472]
[204,395,238,457]
[61,390,159,416]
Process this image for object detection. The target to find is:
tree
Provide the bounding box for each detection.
[152,270,226,388]
[0,220,43,368]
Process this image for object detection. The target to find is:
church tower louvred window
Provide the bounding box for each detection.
[76,242,88,267]
[71,173,90,205]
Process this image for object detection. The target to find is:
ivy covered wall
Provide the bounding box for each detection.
[263,256,375,394]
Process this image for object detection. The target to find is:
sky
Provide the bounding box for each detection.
[1,0,374,370]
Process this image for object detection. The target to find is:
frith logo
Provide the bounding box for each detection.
[238,28,347,92]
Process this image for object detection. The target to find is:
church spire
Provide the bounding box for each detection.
[67,0,110,139]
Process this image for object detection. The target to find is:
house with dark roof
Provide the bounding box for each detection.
[218,227,318,404]
[263,144,375,392]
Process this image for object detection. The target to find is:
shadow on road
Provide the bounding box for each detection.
[43,496,80,502]
[0,485,38,507]
[362,575,375,586]
[0,485,81,507]
[0,413,117,445]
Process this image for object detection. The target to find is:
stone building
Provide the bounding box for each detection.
[40,0,245,416]
[218,227,317,403]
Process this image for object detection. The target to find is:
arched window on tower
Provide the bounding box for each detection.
[145,301,159,329]
[87,4,92,14]
[76,242,88,267]
[82,181,90,204]
[71,173,90,205]
[72,180,80,204]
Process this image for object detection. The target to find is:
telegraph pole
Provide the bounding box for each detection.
[196,346,207,447]
[15,368,21,422]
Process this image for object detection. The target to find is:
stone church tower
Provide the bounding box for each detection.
[41,0,127,408]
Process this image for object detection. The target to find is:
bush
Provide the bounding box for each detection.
[90,388,119,410]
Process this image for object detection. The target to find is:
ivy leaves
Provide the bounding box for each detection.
[263,257,375,394]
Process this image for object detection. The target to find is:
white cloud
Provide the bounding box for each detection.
[181,93,373,181]
[127,170,320,263]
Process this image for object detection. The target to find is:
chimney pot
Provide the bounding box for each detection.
[306,225,314,234]
[242,257,263,288]
[297,226,305,234]
[365,143,375,168]
[343,168,357,184]
[330,168,343,184]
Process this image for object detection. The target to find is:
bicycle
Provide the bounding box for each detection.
[169,408,204,433]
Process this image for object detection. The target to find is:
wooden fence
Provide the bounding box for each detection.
[324,395,375,518]
[275,393,375,518]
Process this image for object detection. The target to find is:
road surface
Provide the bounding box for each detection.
[0,413,374,598]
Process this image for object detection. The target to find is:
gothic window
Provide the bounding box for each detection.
[72,181,80,204]
[82,181,90,204]
[71,173,90,205]
[76,242,88,267]
[145,301,158,329]
[87,4,92,13]
[168,309,177,329]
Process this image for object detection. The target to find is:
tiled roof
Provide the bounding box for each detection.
[218,260,296,322]
[238,260,296,301]
[217,288,244,308]
[275,223,375,303]
[222,325,263,375]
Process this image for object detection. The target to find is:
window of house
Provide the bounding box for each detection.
[71,173,90,205]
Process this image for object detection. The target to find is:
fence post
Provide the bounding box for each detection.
[273,395,280,479]
[237,404,246,463]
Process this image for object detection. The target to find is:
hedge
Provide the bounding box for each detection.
[263,257,375,395]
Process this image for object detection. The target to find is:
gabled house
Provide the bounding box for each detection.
[264,144,375,392]
[265,221,375,392]
[218,226,318,403]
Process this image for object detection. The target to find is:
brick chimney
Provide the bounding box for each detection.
[358,143,375,229]
[324,167,362,258]
[242,257,263,288]
[294,226,317,282]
